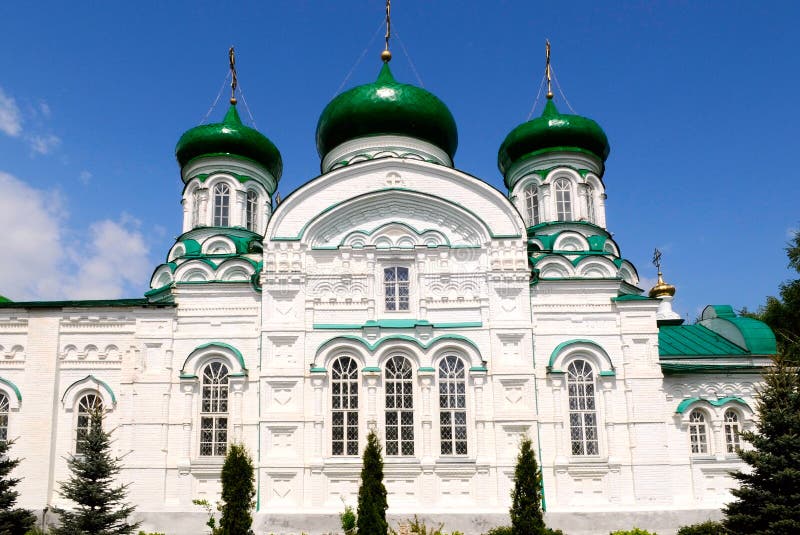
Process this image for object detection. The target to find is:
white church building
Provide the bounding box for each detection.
[0,45,776,535]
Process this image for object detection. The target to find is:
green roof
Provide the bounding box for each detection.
[0,298,159,309]
[659,324,749,357]
[176,104,283,181]
[0,295,11,303]
[498,99,610,182]
[316,62,458,160]
[699,305,776,354]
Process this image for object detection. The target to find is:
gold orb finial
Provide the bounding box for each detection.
[381,49,392,62]
[649,272,676,299]
[230,97,237,105]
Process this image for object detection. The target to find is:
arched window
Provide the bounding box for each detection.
[213,183,231,226]
[246,190,258,232]
[523,183,540,226]
[0,393,8,444]
[331,356,359,456]
[385,356,414,456]
[200,362,229,456]
[191,189,200,227]
[554,178,573,221]
[688,409,709,454]
[585,184,595,223]
[724,409,741,453]
[76,393,102,454]
[439,355,467,455]
[567,360,599,455]
[384,267,409,311]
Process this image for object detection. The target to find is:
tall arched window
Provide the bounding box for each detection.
[523,183,540,226]
[585,184,595,223]
[688,409,708,454]
[385,356,414,456]
[724,409,741,453]
[439,355,467,455]
[554,178,573,221]
[200,362,229,456]
[0,393,8,444]
[191,189,200,227]
[213,183,231,226]
[384,267,409,311]
[76,393,102,454]
[245,190,258,232]
[331,356,359,456]
[567,360,599,455]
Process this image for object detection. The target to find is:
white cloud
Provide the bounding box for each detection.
[0,171,152,301]
[79,170,92,185]
[638,276,657,292]
[29,134,62,155]
[0,87,22,137]
[39,101,51,118]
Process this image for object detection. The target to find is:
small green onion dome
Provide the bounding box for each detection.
[498,99,610,176]
[316,63,458,160]
[175,104,283,180]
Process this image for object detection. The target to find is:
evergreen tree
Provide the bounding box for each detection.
[510,436,546,535]
[51,406,140,535]
[356,429,388,535]
[723,355,800,534]
[218,443,255,535]
[0,438,36,535]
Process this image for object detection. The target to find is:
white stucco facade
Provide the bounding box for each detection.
[0,85,776,535]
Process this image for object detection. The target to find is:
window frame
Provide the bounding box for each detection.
[0,392,9,445]
[522,182,541,227]
[723,408,742,454]
[384,355,415,457]
[553,177,573,222]
[688,408,710,455]
[199,361,230,457]
[75,393,103,455]
[245,189,258,232]
[437,354,468,457]
[213,182,231,227]
[566,359,600,457]
[330,355,360,457]
[383,266,410,313]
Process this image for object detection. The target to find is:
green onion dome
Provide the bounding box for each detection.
[316,63,458,160]
[176,104,283,180]
[0,295,11,303]
[498,99,609,176]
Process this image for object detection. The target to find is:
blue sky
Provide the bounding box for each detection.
[0,1,798,319]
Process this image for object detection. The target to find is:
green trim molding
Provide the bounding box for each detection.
[180,342,247,376]
[314,319,482,330]
[0,377,22,402]
[547,339,614,374]
[61,375,117,405]
[675,396,751,415]
[317,334,480,356]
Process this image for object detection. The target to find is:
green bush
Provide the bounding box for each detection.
[483,528,513,535]
[340,503,357,535]
[137,532,167,535]
[676,521,727,535]
[610,529,657,535]
[392,515,464,535]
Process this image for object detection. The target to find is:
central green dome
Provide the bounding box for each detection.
[316,63,458,160]
[498,99,609,179]
[176,104,283,181]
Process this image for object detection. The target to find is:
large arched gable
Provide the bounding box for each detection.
[267,158,524,245]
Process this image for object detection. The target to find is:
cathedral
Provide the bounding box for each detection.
[0,36,776,535]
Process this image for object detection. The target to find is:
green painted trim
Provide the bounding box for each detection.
[316,334,481,355]
[469,366,488,372]
[0,298,155,309]
[61,375,117,405]
[0,377,22,402]
[675,396,751,415]
[180,342,247,375]
[362,366,381,373]
[190,171,254,184]
[598,370,616,377]
[547,339,614,372]
[612,294,654,302]
[272,187,521,242]
[418,367,435,372]
[313,319,481,330]
[660,363,765,374]
[310,366,327,373]
[179,374,198,380]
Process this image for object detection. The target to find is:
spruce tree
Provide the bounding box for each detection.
[218,443,256,535]
[356,429,388,535]
[723,355,800,534]
[51,406,140,535]
[0,438,36,535]
[510,436,546,535]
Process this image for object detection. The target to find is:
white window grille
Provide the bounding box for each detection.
[246,190,258,231]
[554,178,573,221]
[384,267,409,311]
[213,183,231,226]
[439,355,467,455]
[523,183,540,226]
[76,393,102,454]
[567,360,599,455]
[331,356,359,456]
[200,362,229,456]
[385,356,414,456]
[724,409,741,453]
[689,409,709,454]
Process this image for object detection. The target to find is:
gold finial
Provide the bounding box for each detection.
[545,39,553,100]
[649,248,676,298]
[229,46,238,105]
[381,0,392,62]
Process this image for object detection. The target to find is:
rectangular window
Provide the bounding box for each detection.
[384,267,409,311]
